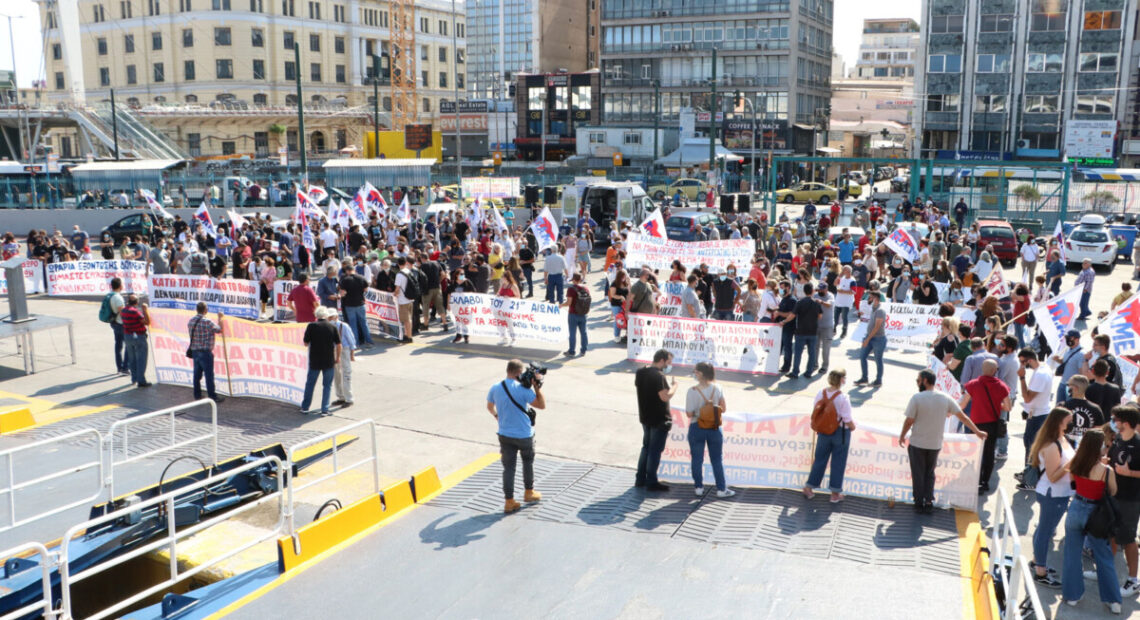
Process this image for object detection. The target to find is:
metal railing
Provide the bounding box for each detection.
[0,429,104,535]
[0,542,56,620]
[989,488,1045,619]
[58,456,285,620]
[106,399,218,498]
[284,420,380,550]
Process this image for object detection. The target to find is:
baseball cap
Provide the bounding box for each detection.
[1064,329,1081,339]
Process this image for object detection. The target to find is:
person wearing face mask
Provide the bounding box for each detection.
[803,369,856,503]
[913,270,940,305]
[851,256,869,311]
[1052,329,1085,404]
[777,280,798,373]
[889,266,911,303]
[635,349,678,492]
[450,268,475,344]
[1108,406,1140,598]
[788,282,822,379]
[711,265,741,321]
[854,292,888,388]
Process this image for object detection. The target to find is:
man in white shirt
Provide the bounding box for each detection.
[393,256,415,344]
[543,248,568,304]
[319,225,338,258]
[1017,346,1054,469]
[1020,238,1040,282]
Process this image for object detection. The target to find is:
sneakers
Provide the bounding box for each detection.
[1033,572,1062,588]
[613,336,622,344]
[995,452,1008,460]
[870,381,883,388]
[1106,602,1122,615]
[504,499,521,514]
[524,489,542,503]
[1064,599,1080,607]
[854,378,869,386]
[716,489,736,499]
[1121,578,1140,597]
[1084,569,1098,581]
[1016,481,1036,491]
[563,350,575,356]
[694,487,704,497]
[829,493,844,504]
[802,487,815,500]
[646,482,670,492]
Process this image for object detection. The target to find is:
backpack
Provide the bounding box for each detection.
[98,293,115,323]
[572,285,592,314]
[413,266,429,296]
[695,386,722,430]
[811,389,841,435]
[401,268,421,300]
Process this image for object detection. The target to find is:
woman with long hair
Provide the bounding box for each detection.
[450,268,476,344]
[608,269,630,342]
[1061,429,1122,612]
[803,369,855,503]
[258,256,277,317]
[1028,407,1074,588]
[686,363,735,499]
[669,260,687,282]
[1011,283,1031,347]
[738,278,762,322]
[973,295,1002,338]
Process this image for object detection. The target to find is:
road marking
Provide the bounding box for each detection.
[0,389,119,433]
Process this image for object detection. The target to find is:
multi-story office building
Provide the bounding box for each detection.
[512,70,601,160]
[915,0,1137,162]
[35,0,466,158]
[598,0,834,165]
[853,18,919,80]
[465,0,589,101]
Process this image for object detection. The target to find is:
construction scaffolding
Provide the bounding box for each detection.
[389,0,417,131]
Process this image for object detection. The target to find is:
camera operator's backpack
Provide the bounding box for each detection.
[695,386,722,430]
[401,268,421,300]
[572,284,591,314]
[811,389,841,435]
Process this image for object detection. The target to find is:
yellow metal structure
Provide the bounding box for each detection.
[366,130,443,160]
[389,0,417,131]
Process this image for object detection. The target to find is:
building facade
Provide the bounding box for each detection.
[598,0,834,165]
[513,71,601,160]
[853,18,920,80]
[914,0,1137,163]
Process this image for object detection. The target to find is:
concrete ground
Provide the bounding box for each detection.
[1,200,1137,618]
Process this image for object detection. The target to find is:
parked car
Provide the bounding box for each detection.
[664,210,731,242]
[891,221,930,241]
[1065,213,1117,270]
[648,178,709,202]
[100,212,170,245]
[976,219,1019,267]
[847,171,867,185]
[827,226,866,246]
[775,182,837,204]
[845,181,863,198]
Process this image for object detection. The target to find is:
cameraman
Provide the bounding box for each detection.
[487,359,546,514]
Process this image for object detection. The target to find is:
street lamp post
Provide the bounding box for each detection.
[652,79,660,161]
[294,42,307,182]
[452,0,462,201]
[708,47,717,182]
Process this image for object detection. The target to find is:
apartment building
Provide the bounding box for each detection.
[853,18,920,80]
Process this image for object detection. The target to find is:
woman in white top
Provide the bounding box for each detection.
[1028,407,1075,588]
[971,250,995,283]
[803,370,856,503]
[686,363,735,498]
[834,265,855,338]
[757,280,781,323]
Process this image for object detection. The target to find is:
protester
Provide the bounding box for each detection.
[959,359,1011,493]
[607,270,630,342]
[419,253,447,332]
[1053,329,1084,403]
[899,369,987,513]
[317,265,340,309]
[803,369,854,503]
[1029,407,1074,588]
[102,277,127,376]
[814,282,835,374]
[562,272,590,357]
[1088,359,1124,422]
[787,282,821,379]
[629,268,659,315]
[854,292,887,388]
[1062,375,1105,446]
[327,309,356,408]
[486,359,546,514]
[1018,346,1055,472]
[1108,406,1140,597]
[635,350,677,492]
[686,362,735,498]
[187,302,224,403]
[299,307,341,415]
[711,265,741,321]
[338,264,373,347]
[394,256,416,343]
[1075,258,1096,320]
[1061,429,1122,613]
[119,294,151,387]
[543,246,568,304]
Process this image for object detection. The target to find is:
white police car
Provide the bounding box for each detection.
[1065,213,1116,270]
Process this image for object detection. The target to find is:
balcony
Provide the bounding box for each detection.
[601,2,791,21]
[603,76,789,89]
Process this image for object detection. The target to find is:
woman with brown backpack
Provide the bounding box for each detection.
[803,369,856,503]
[686,363,735,499]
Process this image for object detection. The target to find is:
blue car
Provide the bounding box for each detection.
[664,211,732,241]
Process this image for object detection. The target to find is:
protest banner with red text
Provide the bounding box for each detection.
[851,302,975,351]
[364,288,404,340]
[624,237,753,273]
[449,292,564,344]
[0,259,44,294]
[149,274,260,319]
[46,260,148,296]
[627,314,781,375]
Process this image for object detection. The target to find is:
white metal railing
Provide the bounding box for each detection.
[106,399,218,498]
[0,429,104,535]
[989,488,1045,619]
[58,456,285,620]
[0,542,56,620]
[283,420,380,551]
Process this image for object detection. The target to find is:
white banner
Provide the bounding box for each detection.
[929,356,963,402]
[449,292,564,344]
[364,288,404,341]
[982,267,1010,299]
[852,302,976,351]
[624,237,753,274]
[1030,286,1082,352]
[462,177,519,199]
[658,410,981,510]
[656,281,687,317]
[884,228,921,264]
[273,280,296,322]
[46,260,148,296]
[148,274,260,320]
[627,314,781,375]
[0,259,44,295]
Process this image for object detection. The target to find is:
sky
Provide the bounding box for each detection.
[2,0,921,88]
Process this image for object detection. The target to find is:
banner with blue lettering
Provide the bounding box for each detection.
[149,275,260,319]
[448,292,564,344]
[1101,292,1140,356]
[45,260,148,296]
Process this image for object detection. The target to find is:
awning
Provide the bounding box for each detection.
[1077,168,1140,181]
[654,139,743,166]
[793,123,816,131]
[816,147,841,154]
[321,158,435,189]
[68,159,184,189]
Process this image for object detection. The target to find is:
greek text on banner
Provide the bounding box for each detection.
[624,237,753,273]
[0,259,44,295]
[149,274,260,319]
[449,293,564,344]
[627,314,782,375]
[46,260,148,296]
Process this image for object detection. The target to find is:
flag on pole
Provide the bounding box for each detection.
[297,206,316,250]
[884,227,921,264]
[490,204,509,235]
[1031,285,1082,352]
[638,208,667,240]
[306,185,328,205]
[140,188,173,220]
[194,201,217,238]
[335,199,353,229]
[395,195,411,224]
[1098,293,1140,356]
[348,190,368,224]
[981,266,1010,299]
[1054,220,1067,262]
[227,209,248,232]
[358,181,386,217]
[530,206,560,251]
[295,190,325,221]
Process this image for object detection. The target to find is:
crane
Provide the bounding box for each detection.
[389,0,417,131]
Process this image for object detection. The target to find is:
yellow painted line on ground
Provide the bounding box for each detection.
[0,389,119,434]
[204,452,499,619]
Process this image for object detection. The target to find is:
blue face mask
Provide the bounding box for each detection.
[1111,419,1119,433]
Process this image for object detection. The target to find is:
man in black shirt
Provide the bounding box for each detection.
[1109,406,1140,596]
[1087,358,1124,417]
[777,280,797,373]
[418,254,446,330]
[338,266,373,347]
[207,249,226,279]
[1061,375,1104,445]
[347,226,368,255]
[517,241,536,298]
[467,254,491,293]
[300,307,341,415]
[1083,334,1123,387]
[913,272,940,305]
[788,282,822,379]
[634,349,678,492]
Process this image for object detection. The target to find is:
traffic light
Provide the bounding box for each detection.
[508,84,516,98]
[825,103,831,116]
[734,90,742,108]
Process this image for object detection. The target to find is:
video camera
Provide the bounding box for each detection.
[519,362,547,390]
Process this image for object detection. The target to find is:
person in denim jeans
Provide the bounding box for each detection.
[118,295,151,387]
[803,370,855,503]
[300,307,341,415]
[776,281,797,373]
[635,350,678,492]
[1061,430,1123,613]
[105,278,127,375]
[685,363,735,498]
[561,273,589,356]
[854,292,887,387]
[1027,407,1073,588]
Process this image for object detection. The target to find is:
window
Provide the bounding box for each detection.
[457,49,465,64]
[979,14,1014,32]
[152,62,164,82]
[179,0,192,10]
[623,132,641,145]
[51,43,61,60]
[439,47,447,63]
[152,32,162,50]
[335,65,345,83]
[253,59,265,79]
[284,31,294,50]
[121,35,134,53]
[927,54,961,73]
[336,129,346,150]
[1079,53,1118,72]
[99,67,110,86]
[421,70,428,87]
[1076,93,1114,114]
[253,93,267,105]
[284,61,296,80]
[1031,0,1067,31]
[54,72,64,89]
[250,0,263,11]
[333,5,345,22]
[120,1,132,18]
[334,36,344,54]
[926,94,960,112]
[439,20,448,36]
[182,29,193,47]
[222,141,236,155]
[457,23,464,37]
[148,0,160,15]
[251,28,264,47]
[310,34,320,52]
[216,59,233,79]
[310,63,321,81]
[185,94,197,103]
[214,27,231,46]
[423,98,431,113]
[439,72,447,88]
[588,132,605,144]
[975,95,1006,113]
[929,14,964,33]
[184,60,195,80]
[282,0,294,16]
[187,133,201,156]
[420,45,428,61]
[212,0,230,8]
[1027,51,1062,72]
[308,1,320,19]
[976,54,1011,73]
[1084,10,1122,30]
[126,64,137,84]
[457,74,464,88]
[1024,95,1059,113]
[420,17,429,32]
[93,5,106,22]
[97,38,107,56]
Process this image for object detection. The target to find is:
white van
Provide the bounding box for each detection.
[560,181,651,230]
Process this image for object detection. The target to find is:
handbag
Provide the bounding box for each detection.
[1083,468,1121,540]
[980,382,1008,439]
[185,318,198,359]
[501,380,537,426]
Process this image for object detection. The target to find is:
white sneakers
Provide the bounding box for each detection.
[1122,578,1140,597]
[694,487,704,497]
[694,487,735,498]
[1106,602,1122,615]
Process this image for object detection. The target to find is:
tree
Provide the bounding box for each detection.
[1011,184,1041,210]
[1083,190,1120,213]
[268,123,287,153]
